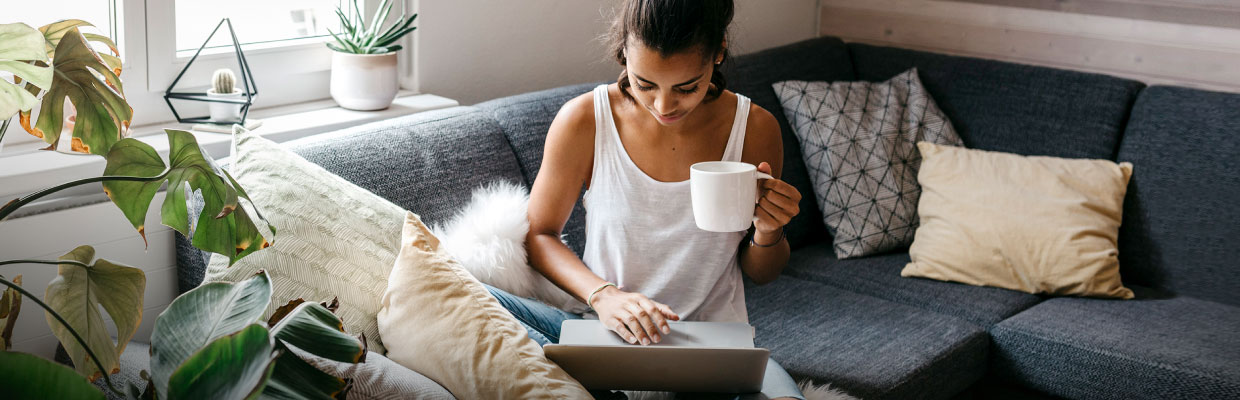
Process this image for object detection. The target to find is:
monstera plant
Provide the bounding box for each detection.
[0,21,364,399]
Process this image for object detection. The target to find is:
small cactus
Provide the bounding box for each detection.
[212,68,236,94]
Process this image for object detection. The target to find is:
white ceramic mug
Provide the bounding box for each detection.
[690,161,773,232]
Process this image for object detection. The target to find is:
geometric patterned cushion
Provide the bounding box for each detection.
[773,69,963,258]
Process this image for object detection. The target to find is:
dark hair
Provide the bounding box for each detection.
[608,0,734,102]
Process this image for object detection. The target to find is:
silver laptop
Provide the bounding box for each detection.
[544,320,770,392]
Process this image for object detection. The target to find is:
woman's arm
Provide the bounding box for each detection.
[526,93,608,303]
[739,106,801,285]
[526,91,679,346]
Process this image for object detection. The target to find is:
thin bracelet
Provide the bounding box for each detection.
[751,228,786,248]
[587,282,617,309]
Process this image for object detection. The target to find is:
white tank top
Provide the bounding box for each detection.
[574,84,751,323]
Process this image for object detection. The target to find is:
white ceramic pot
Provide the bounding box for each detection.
[330,51,399,111]
[207,90,245,122]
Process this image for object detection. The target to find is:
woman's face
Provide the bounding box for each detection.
[623,40,717,126]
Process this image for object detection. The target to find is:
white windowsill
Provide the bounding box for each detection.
[0,92,459,217]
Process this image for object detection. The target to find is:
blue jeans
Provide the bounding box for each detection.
[483,283,805,400]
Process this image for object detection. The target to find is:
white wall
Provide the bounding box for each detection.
[1,194,177,359]
[416,0,820,105]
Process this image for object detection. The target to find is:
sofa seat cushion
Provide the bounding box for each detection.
[783,243,1042,326]
[848,43,1144,161]
[990,287,1240,399]
[1115,86,1240,307]
[745,276,988,400]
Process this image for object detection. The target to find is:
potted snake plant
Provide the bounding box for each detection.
[327,0,418,110]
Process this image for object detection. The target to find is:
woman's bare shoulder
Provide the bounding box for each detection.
[542,90,598,183]
[547,90,598,139]
[741,101,784,174]
[745,101,779,137]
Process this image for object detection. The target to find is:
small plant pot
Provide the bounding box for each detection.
[207,89,246,122]
[330,51,399,111]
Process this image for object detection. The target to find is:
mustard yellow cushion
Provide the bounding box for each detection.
[377,212,591,398]
[902,142,1135,299]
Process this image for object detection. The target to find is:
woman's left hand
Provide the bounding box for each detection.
[754,161,802,237]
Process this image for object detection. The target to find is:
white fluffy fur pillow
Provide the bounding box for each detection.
[432,181,579,311]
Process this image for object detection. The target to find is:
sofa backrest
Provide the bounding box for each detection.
[848,43,1144,161]
[286,106,525,224]
[174,106,526,292]
[1115,86,1240,306]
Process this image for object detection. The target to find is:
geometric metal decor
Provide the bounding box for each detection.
[163,18,257,125]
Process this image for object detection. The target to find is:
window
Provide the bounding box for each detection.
[7,1,119,150]
[174,0,340,55]
[3,0,415,154]
[11,1,116,40]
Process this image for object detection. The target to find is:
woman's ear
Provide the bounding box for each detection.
[716,39,728,64]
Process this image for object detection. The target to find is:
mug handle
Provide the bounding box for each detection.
[755,172,774,203]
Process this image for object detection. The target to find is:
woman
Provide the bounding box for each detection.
[485,0,804,398]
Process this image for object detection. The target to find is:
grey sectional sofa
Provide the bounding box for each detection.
[161,37,1239,399]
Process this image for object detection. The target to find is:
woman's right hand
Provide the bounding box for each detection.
[591,286,680,345]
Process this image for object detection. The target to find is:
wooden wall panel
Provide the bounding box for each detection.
[943,0,1240,29]
[820,0,1240,93]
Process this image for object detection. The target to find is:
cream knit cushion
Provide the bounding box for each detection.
[379,212,591,398]
[902,142,1135,299]
[204,128,406,354]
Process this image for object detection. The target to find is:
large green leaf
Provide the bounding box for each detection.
[102,129,274,264]
[1,275,23,350]
[261,351,345,400]
[18,27,130,155]
[150,271,272,399]
[0,23,52,118]
[261,302,365,399]
[37,19,122,78]
[270,302,364,364]
[0,351,105,400]
[44,246,146,381]
[167,324,279,400]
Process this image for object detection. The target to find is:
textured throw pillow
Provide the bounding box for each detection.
[902,142,1135,299]
[774,68,964,258]
[378,212,591,398]
[203,128,406,354]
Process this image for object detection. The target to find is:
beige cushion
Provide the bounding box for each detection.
[204,128,406,354]
[378,212,591,398]
[902,142,1135,299]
